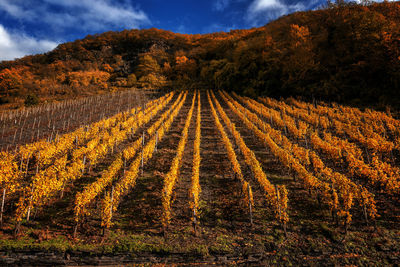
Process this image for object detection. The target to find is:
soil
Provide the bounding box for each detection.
[0,91,398,266]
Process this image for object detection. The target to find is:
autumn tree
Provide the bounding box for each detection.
[135,54,161,78]
[127,73,137,87]
[138,73,166,89]
[65,70,110,91]
[0,68,22,97]
[280,24,319,97]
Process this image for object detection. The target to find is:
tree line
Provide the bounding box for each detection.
[0,1,399,110]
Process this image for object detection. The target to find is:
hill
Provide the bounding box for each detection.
[0,1,399,109]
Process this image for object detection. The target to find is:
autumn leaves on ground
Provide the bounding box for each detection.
[0,90,399,265]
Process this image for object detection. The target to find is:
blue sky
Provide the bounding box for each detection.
[0,0,326,61]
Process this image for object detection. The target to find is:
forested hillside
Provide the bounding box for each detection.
[1,1,399,109]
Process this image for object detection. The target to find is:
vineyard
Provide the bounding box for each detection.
[0,90,399,265]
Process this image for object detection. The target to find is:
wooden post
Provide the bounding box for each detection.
[141,132,144,176]
[36,152,40,174]
[0,123,4,140]
[275,185,281,223]
[82,156,86,174]
[12,129,17,145]
[110,186,114,221]
[248,184,253,226]
[73,223,78,239]
[26,185,35,222]
[0,188,6,227]
[19,126,24,141]
[19,157,24,174]
[33,206,38,220]
[31,128,35,142]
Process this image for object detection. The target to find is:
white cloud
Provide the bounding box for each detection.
[251,0,287,10]
[0,0,150,32]
[0,24,58,61]
[246,0,317,26]
[44,0,149,30]
[0,0,34,18]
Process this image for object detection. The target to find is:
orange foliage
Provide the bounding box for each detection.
[0,68,22,95]
[66,70,110,89]
[290,24,311,48]
[176,55,189,65]
[102,64,114,73]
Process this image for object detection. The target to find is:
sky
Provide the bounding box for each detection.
[0,0,328,61]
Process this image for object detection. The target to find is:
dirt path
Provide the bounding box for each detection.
[214,92,330,234]
[196,92,245,232]
[113,93,192,234]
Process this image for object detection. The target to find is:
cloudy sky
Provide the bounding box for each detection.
[0,0,327,61]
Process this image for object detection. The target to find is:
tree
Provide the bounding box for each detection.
[127,73,137,87]
[135,54,161,78]
[66,70,110,90]
[0,68,22,97]
[281,24,318,97]
[138,73,166,89]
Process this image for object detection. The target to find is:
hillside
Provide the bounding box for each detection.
[0,1,400,109]
[0,90,399,266]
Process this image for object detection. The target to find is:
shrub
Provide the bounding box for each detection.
[24,94,39,107]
